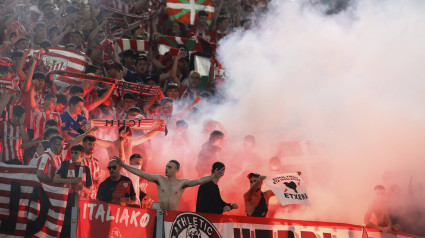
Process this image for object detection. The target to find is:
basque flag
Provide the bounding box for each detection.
[166,0,215,25]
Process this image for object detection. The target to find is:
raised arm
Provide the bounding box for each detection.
[20,138,42,150]
[115,156,161,183]
[29,85,38,111]
[0,91,13,114]
[131,130,160,146]
[68,126,98,145]
[147,45,166,70]
[174,96,201,118]
[210,0,225,31]
[22,56,38,93]
[16,50,30,81]
[243,175,265,200]
[183,167,224,187]
[88,20,107,49]
[51,26,73,46]
[86,83,116,111]
[95,138,115,148]
[143,95,157,115]
[207,57,216,92]
[169,51,185,86]
[263,190,275,200]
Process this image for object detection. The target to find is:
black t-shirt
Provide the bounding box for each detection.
[56,160,92,188]
[196,181,230,214]
[97,175,136,203]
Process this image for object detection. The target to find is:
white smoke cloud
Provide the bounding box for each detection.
[212,0,425,225]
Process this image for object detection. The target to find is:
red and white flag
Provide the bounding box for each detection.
[0,78,19,92]
[0,163,69,237]
[41,47,90,73]
[39,47,91,87]
[166,0,215,25]
[114,39,150,54]
[45,62,64,73]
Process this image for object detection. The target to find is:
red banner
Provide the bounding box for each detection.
[163,210,423,238]
[77,198,156,238]
[91,119,167,131]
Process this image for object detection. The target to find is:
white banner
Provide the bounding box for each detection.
[264,173,310,207]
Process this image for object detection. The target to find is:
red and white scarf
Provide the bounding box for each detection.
[67,162,87,195]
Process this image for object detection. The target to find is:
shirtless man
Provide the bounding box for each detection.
[364,185,393,233]
[244,173,275,217]
[115,157,225,210]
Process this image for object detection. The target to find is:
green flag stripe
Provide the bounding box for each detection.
[169,9,191,22]
[185,40,197,51]
[195,0,208,5]
[178,0,190,3]
[163,37,179,48]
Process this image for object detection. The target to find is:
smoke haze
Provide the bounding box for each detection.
[92,0,425,228]
[210,0,425,224]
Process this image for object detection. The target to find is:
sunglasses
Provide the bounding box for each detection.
[107,165,117,170]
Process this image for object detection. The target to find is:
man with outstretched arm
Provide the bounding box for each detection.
[244,173,275,217]
[115,156,225,210]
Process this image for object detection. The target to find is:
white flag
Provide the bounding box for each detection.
[264,173,310,207]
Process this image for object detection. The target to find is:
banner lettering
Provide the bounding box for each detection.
[77,198,156,238]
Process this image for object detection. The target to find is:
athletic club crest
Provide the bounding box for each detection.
[169,212,221,238]
[42,55,68,71]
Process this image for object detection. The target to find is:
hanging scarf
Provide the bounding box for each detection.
[67,162,87,197]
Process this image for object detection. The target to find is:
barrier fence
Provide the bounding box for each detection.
[0,164,423,238]
[73,198,424,238]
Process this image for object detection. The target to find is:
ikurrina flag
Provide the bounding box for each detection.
[166,0,215,25]
[264,173,310,207]
[157,35,216,55]
[190,52,211,90]
[0,163,70,237]
[157,36,197,56]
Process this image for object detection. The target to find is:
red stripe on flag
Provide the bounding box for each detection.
[45,52,88,69]
[0,164,69,237]
[129,39,139,52]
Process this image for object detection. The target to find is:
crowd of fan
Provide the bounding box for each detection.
[0,0,259,165]
[0,0,272,236]
[4,0,423,238]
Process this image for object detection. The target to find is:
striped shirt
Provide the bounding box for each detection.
[81,155,100,199]
[36,149,63,181]
[22,90,46,130]
[0,121,24,162]
[81,155,100,182]
[33,109,62,139]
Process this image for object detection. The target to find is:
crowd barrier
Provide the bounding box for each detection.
[73,198,424,238]
[1,164,423,238]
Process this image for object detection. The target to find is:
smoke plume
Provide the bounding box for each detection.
[211,0,425,225]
